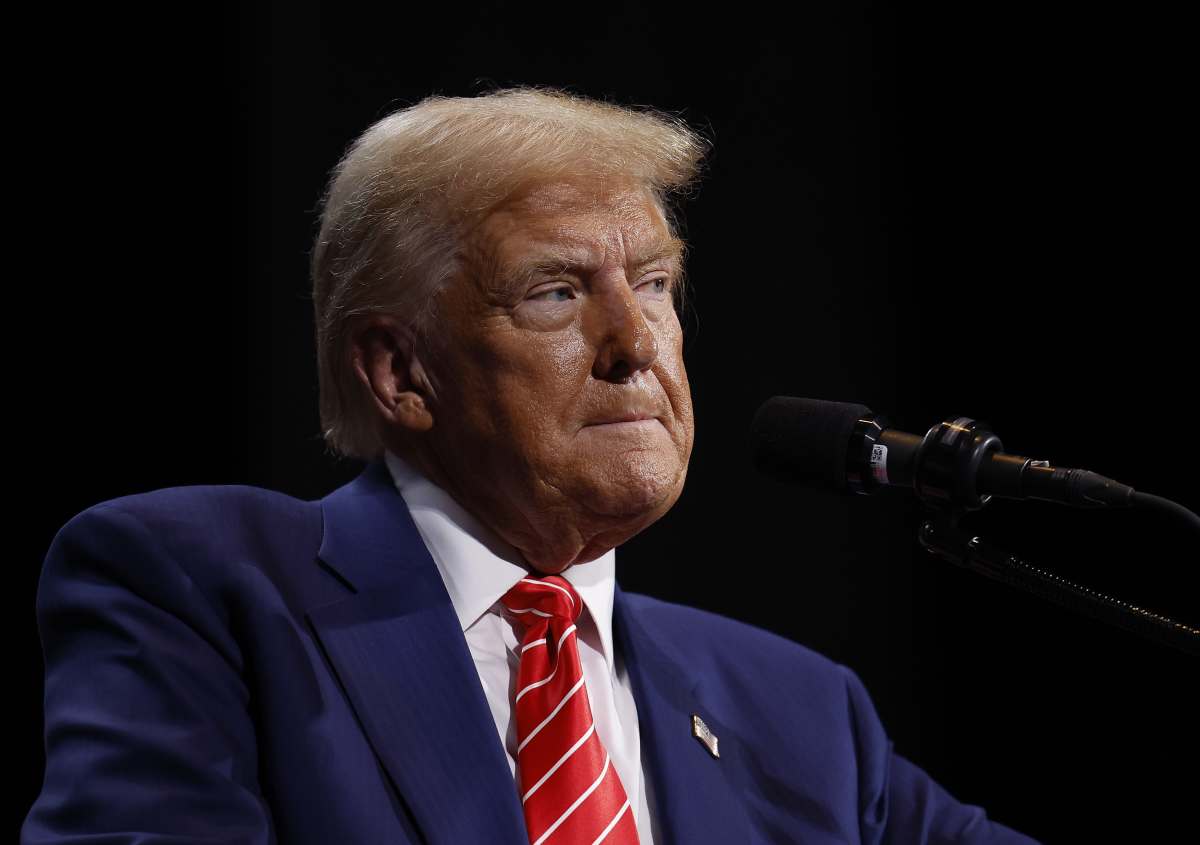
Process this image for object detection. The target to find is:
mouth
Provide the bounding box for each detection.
[580,414,667,437]
[586,412,658,426]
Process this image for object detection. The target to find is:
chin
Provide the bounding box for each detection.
[580,456,687,522]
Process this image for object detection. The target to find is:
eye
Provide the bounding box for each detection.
[638,276,670,296]
[529,285,577,302]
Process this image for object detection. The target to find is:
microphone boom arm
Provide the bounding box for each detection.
[918,509,1200,657]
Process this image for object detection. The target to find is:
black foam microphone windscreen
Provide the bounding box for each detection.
[749,397,872,491]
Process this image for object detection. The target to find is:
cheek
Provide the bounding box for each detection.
[659,342,695,457]
[487,330,593,436]
[656,316,692,405]
[539,329,592,388]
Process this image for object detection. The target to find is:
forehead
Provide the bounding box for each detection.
[507,179,659,219]
[467,180,679,276]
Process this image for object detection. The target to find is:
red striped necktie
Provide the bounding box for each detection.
[500,575,641,845]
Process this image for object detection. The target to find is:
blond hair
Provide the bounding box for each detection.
[311,86,710,460]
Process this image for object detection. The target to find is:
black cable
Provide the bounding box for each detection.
[1131,491,1200,536]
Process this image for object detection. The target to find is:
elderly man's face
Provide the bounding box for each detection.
[411,179,694,573]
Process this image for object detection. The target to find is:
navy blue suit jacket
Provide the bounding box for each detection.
[23,458,1038,844]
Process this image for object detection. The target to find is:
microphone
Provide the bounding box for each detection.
[749,396,1135,510]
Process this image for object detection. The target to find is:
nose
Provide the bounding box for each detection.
[590,284,659,383]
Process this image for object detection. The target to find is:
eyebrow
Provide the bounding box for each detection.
[505,236,685,290]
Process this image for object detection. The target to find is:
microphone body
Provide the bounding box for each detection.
[750,397,1135,510]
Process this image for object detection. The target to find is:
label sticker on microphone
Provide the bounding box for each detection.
[870,444,889,485]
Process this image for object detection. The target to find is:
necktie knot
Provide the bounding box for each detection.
[500,575,582,629]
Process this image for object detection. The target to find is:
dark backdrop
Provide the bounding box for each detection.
[18,3,1197,841]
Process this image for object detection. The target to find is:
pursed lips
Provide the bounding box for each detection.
[582,411,665,430]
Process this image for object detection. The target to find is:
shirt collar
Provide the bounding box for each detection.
[382,449,618,670]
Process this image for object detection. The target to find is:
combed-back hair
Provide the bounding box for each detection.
[311,85,710,460]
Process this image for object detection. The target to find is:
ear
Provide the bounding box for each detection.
[349,315,436,433]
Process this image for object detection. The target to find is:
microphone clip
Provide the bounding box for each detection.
[910,416,1004,511]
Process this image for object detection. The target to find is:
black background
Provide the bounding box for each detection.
[18,3,1198,841]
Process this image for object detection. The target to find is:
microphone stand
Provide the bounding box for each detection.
[892,413,1200,657]
[918,507,1200,657]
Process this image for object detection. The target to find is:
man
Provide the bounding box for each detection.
[23,88,1038,843]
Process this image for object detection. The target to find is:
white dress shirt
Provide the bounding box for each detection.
[383,450,661,844]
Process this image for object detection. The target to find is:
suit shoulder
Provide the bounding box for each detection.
[49,481,321,583]
[62,481,315,538]
[619,590,847,686]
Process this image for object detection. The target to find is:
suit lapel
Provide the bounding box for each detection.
[304,459,528,845]
[614,585,752,844]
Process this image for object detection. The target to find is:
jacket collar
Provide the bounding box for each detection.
[306,458,749,845]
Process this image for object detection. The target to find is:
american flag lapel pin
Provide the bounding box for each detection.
[691,713,720,758]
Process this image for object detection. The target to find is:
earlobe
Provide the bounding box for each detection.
[394,392,434,432]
